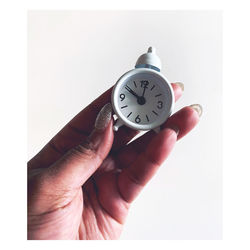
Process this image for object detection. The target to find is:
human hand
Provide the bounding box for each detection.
[28,83,202,240]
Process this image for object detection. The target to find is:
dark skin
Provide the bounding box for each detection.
[28,83,199,239]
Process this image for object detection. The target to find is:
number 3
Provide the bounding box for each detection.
[157,101,163,109]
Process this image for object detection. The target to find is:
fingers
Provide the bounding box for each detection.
[29,82,183,170]
[171,82,184,102]
[40,103,114,190]
[115,105,201,169]
[118,128,177,203]
[116,104,201,203]
[162,104,202,140]
[111,82,184,151]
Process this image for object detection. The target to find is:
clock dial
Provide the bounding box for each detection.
[117,76,168,125]
[112,68,174,131]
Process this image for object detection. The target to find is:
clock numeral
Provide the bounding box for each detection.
[157,101,163,109]
[135,115,141,123]
[120,93,125,101]
[140,80,149,88]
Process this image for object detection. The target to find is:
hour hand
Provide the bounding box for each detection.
[125,85,140,99]
[141,80,149,97]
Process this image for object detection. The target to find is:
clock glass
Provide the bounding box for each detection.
[113,69,174,130]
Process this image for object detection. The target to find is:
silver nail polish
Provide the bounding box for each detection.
[189,104,203,117]
[174,82,184,91]
[168,124,180,136]
[95,103,112,130]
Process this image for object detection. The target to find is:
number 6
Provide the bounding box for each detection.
[135,115,141,123]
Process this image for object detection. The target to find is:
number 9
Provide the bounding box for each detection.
[120,93,125,101]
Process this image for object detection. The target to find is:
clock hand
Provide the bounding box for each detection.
[125,85,140,99]
[141,81,149,97]
[142,86,147,97]
[125,85,146,105]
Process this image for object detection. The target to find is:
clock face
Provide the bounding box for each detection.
[112,68,174,130]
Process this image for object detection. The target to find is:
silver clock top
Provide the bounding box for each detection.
[135,47,162,72]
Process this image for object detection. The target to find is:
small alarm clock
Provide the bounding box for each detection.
[111,47,174,132]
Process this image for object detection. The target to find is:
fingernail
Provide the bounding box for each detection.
[189,104,203,117]
[95,103,112,130]
[168,124,179,136]
[174,82,184,91]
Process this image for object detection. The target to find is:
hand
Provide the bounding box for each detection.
[28,82,202,240]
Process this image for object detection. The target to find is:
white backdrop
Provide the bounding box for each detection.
[28,10,222,240]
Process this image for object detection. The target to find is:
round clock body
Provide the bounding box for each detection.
[111,68,174,131]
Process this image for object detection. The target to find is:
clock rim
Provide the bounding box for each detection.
[111,68,174,131]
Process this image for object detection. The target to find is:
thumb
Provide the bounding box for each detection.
[43,103,114,189]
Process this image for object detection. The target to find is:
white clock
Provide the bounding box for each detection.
[111,47,174,132]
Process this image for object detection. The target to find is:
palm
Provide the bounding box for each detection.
[29,156,129,240]
[80,161,127,240]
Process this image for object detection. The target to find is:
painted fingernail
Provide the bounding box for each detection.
[189,104,203,117]
[95,103,112,130]
[168,124,179,136]
[174,82,184,91]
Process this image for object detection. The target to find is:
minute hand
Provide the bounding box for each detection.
[125,85,140,99]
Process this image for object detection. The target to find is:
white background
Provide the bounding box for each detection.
[28,11,222,240]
